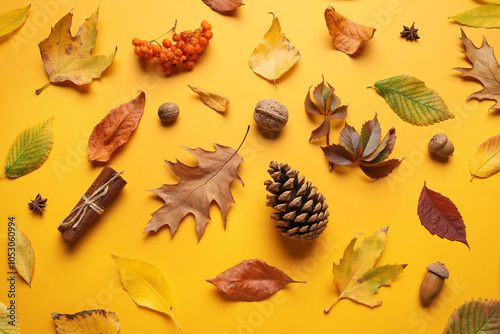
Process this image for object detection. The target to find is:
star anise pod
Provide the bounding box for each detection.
[28,193,47,214]
[400,22,419,41]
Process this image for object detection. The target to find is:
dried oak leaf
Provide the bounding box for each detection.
[324,5,376,55]
[202,0,244,14]
[417,182,469,248]
[321,114,401,179]
[88,91,145,163]
[455,28,500,109]
[207,259,302,301]
[144,142,244,241]
[52,309,120,334]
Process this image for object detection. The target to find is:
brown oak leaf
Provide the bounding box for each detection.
[207,259,302,301]
[455,28,500,109]
[202,0,244,14]
[144,143,244,241]
[88,91,145,163]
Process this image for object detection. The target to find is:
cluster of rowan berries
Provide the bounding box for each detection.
[132,21,213,75]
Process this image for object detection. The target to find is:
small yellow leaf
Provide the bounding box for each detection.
[249,13,301,84]
[14,224,34,287]
[0,4,30,38]
[112,255,181,329]
[188,85,229,112]
[0,302,19,334]
[470,134,500,180]
[52,309,119,334]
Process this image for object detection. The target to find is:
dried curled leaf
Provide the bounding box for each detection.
[417,182,468,248]
[455,29,500,110]
[443,299,500,333]
[249,13,301,84]
[0,4,30,37]
[188,85,229,112]
[324,5,375,55]
[470,134,500,180]
[207,259,302,301]
[14,224,35,287]
[88,91,145,162]
[202,0,243,14]
[0,302,19,334]
[52,309,120,334]
[450,5,500,28]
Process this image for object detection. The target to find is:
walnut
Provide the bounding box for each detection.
[253,99,288,131]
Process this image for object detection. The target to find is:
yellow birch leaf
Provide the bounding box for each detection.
[188,85,229,112]
[249,13,301,84]
[14,224,34,287]
[112,255,181,329]
[36,8,116,94]
[0,4,30,37]
[470,134,500,180]
[0,302,19,334]
[52,309,120,334]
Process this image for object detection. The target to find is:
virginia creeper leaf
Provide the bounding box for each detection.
[3,117,54,178]
[444,299,500,333]
[37,8,116,94]
[112,255,180,329]
[324,5,375,55]
[450,5,500,28]
[0,302,19,333]
[360,116,382,158]
[144,140,244,241]
[324,227,406,313]
[417,182,469,248]
[207,259,303,301]
[188,85,229,112]
[88,91,145,162]
[202,0,243,14]
[0,4,30,37]
[14,224,34,287]
[358,159,402,179]
[455,29,500,110]
[470,134,500,180]
[371,75,454,125]
[52,309,120,334]
[249,13,300,85]
[321,144,355,165]
[340,124,362,156]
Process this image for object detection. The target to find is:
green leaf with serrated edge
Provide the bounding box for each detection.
[0,4,30,37]
[450,5,500,28]
[0,302,19,333]
[3,117,54,178]
[371,75,454,126]
[444,299,500,333]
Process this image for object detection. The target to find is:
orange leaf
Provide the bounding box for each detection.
[324,5,376,55]
[88,91,145,162]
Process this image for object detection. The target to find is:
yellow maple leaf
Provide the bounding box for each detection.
[249,13,301,85]
[470,134,500,180]
[36,8,116,94]
[52,309,120,334]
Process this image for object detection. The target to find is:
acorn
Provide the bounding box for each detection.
[419,262,449,305]
[428,133,454,157]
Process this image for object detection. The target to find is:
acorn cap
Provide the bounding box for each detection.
[426,262,449,279]
[428,133,448,153]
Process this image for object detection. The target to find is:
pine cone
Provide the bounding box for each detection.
[264,161,329,241]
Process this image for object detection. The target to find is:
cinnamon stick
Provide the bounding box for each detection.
[58,167,126,244]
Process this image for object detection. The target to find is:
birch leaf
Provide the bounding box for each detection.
[485,0,500,4]
[3,117,54,178]
[14,224,35,287]
[112,255,180,329]
[188,85,229,112]
[52,310,120,334]
[0,4,30,37]
[0,302,19,333]
[470,134,500,180]
[450,5,500,28]
[443,299,500,333]
[371,75,454,125]
[249,13,300,84]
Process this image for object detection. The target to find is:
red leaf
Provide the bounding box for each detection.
[340,124,362,156]
[417,182,469,248]
[310,118,331,141]
[207,259,302,301]
[358,159,401,179]
[322,144,355,165]
[202,0,244,14]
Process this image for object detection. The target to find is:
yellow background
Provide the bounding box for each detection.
[1,0,499,333]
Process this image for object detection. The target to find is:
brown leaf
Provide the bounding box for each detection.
[324,5,376,55]
[88,91,146,162]
[52,309,120,333]
[455,28,500,109]
[144,142,244,240]
[207,259,302,301]
[188,85,229,112]
[202,0,244,14]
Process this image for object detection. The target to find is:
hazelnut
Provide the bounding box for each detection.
[158,103,179,123]
[419,262,449,305]
[254,99,288,131]
[428,133,454,157]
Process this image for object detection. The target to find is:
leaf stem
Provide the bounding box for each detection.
[152,19,178,42]
[470,174,476,182]
[324,298,340,314]
[235,125,250,154]
[0,173,6,179]
[326,132,334,171]
[35,81,51,95]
